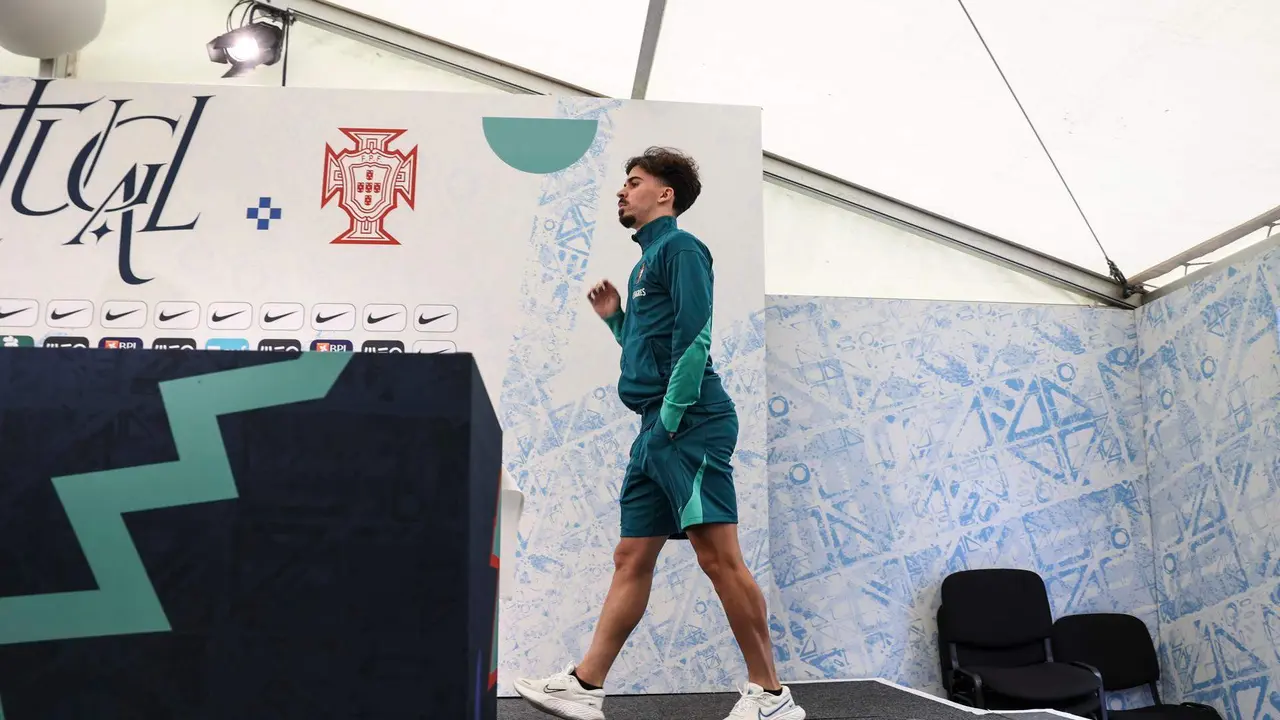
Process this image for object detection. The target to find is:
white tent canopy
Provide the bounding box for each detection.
[320,0,1280,282]
[3,0,1277,302]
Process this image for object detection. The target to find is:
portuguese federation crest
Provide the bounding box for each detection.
[322,128,418,245]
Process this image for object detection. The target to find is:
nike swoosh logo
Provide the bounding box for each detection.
[50,308,85,320]
[264,311,296,323]
[367,312,398,324]
[417,313,450,325]
[315,312,348,324]
[0,308,29,320]
[158,310,192,322]
[760,701,793,718]
[104,309,139,322]
[211,310,245,323]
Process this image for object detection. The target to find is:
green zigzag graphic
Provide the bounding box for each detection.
[0,353,352,650]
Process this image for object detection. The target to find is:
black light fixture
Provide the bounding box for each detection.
[208,1,287,78]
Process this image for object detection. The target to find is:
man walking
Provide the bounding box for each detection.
[514,148,805,720]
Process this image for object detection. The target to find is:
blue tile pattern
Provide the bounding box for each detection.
[1139,245,1280,720]
[487,102,1280,713]
[764,297,1158,708]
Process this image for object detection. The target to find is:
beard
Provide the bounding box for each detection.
[618,208,637,228]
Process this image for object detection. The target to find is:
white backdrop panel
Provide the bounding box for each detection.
[0,78,767,694]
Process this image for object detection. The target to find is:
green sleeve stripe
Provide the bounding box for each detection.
[603,310,625,345]
[659,316,712,433]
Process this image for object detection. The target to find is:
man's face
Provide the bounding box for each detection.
[617,167,670,229]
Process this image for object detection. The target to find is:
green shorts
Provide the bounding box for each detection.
[620,400,740,539]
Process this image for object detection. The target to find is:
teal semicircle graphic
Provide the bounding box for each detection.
[483,117,599,174]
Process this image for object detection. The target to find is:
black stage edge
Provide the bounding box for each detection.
[498,680,1073,720]
[0,348,502,720]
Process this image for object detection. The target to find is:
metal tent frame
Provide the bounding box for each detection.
[36,0,1274,309]
[263,0,1143,308]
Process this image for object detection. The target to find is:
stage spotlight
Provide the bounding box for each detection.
[208,2,286,78]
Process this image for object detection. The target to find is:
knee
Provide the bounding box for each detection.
[613,543,658,577]
[694,545,744,583]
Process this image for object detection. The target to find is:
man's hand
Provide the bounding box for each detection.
[587,279,622,320]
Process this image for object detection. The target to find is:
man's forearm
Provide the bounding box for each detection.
[661,249,713,433]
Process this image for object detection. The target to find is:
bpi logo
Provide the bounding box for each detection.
[99,337,143,350]
[311,339,353,352]
[322,128,418,246]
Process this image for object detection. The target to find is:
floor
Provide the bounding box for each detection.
[497,679,1074,720]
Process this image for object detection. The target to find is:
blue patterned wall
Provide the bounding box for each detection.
[500,228,1280,714]
[1138,242,1280,720]
[764,296,1158,705]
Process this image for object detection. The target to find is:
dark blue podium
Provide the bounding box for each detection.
[0,349,502,719]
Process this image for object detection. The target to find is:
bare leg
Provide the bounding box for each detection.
[573,535,668,687]
[686,523,780,689]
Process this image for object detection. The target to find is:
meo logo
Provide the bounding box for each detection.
[152,338,196,350]
[258,339,302,352]
[361,339,404,353]
[43,336,89,348]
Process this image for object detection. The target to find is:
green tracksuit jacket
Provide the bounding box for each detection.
[602,215,731,432]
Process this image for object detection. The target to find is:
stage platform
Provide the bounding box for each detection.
[498,678,1081,720]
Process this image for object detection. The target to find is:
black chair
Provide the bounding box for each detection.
[1052,613,1222,720]
[938,568,1106,719]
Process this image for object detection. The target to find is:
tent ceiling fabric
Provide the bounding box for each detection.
[0,48,36,77]
[325,0,648,97]
[328,0,1280,281]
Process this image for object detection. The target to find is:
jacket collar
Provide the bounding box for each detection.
[631,215,677,251]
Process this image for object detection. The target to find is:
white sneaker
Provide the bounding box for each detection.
[723,683,806,720]
[513,664,606,720]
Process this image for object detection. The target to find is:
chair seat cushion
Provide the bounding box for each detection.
[970,663,1100,703]
[1112,704,1222,720]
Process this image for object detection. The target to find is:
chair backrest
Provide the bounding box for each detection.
[939,569,1054,670]
[1052,613,1160,692]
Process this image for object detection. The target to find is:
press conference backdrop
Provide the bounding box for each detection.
[0,77,768,694]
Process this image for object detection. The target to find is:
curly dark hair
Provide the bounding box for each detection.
[624,147,702,216]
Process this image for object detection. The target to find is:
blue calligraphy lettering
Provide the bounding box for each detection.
[0,79,212,285]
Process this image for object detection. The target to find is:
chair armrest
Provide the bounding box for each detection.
[949,667,986,708]
[1069,661,1104,686]
[1180,702,1222,719]
[1070,661,1111,717]
[1068,662,1108,720]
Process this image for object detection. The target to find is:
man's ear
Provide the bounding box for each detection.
[659,185,674,205]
